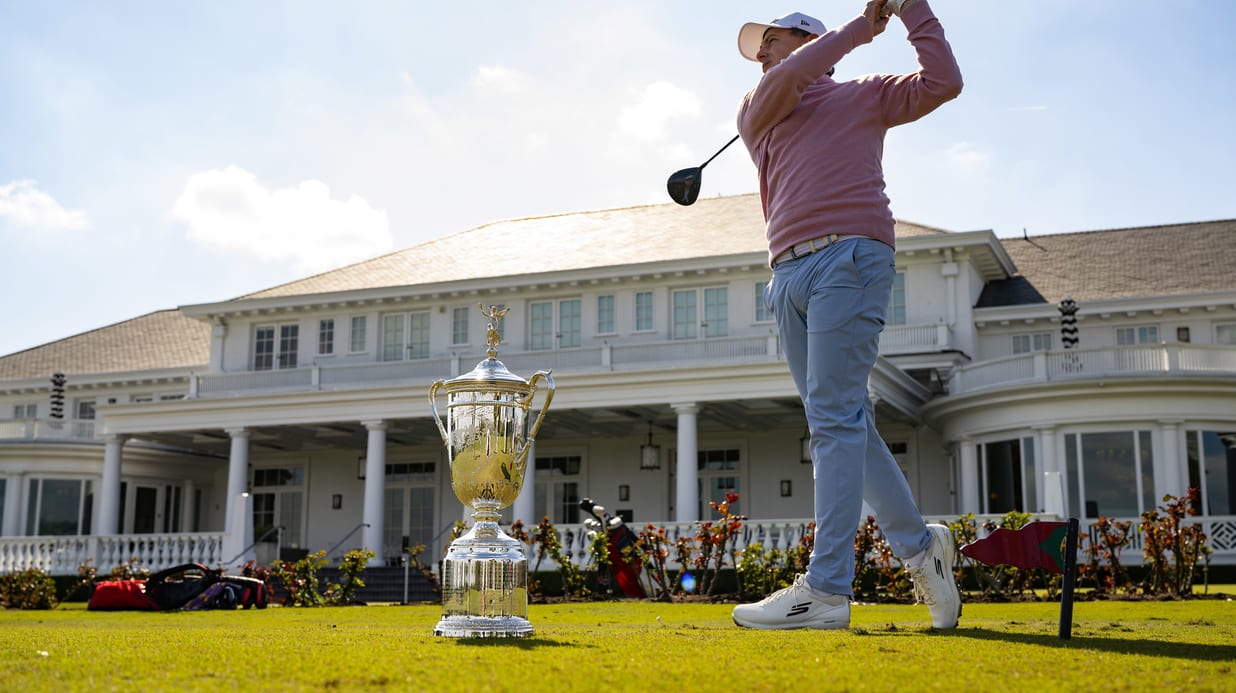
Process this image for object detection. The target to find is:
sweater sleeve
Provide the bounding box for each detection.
[877,0,963,127]
[737,16,873,146]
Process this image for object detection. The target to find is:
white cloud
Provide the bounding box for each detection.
[0,179,89,232]
[472,65,531,94]
[172,166,393,273]
[616,81,702,142]
[947,142,992,173]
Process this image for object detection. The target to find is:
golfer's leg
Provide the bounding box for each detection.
[860,397,930,558]
[801,244,871,598]
[850,239,930,558]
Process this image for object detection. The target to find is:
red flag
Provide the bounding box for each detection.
[960,521,1069,573]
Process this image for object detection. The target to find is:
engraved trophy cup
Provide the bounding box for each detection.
[429,304,554,638]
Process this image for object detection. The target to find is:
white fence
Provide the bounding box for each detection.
[949,344,1236,394]
[0,532,226,576]
[533,514,1236,570]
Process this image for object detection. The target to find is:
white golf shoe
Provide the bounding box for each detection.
[731,574,850,630]
[908,524,962,629]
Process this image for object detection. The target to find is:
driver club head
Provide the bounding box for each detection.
[667,167,702,206]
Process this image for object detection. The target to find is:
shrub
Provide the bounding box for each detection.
[270,550,330,607]
[0,568,59,609]
[1141,488,1211,596]
[1079,515,1134,595]
[326,549,374,605]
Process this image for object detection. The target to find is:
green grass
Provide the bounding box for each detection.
[2,596,1234,692]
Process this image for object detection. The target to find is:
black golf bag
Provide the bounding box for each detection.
[579,498,645,598]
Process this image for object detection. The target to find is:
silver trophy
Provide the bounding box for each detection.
[429,304,554,638]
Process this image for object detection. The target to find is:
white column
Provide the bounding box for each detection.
[1036,425,1064,517]
[209,319,228,373]
[96,435,126,535]
[673,403,699,523]
[959,438,980,515]
[362,420,388,566]
[2,473,22,536]
[180,479,196,532]
[224,428,250,534]
[1156,420,1185,501]
[513,439,536,527]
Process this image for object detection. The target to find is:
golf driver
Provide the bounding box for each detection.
[666,134,740,206]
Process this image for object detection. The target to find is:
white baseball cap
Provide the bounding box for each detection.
[738,12,827,62]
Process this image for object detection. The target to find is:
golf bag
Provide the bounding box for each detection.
[145,562,221,610]
[87,579,156,611]
[182,576,268,610]
[579,498,646,598]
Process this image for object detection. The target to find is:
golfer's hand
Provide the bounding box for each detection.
[864,0,891,36]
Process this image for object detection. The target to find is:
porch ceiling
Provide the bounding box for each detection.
[125,397,818,458]
[124,394,922,459]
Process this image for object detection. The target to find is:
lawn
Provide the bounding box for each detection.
[2,596,1234,692]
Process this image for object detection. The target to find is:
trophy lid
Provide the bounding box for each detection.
[439,304,533,393]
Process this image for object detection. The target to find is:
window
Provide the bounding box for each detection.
[25,478,93,536]
[350,316,367,353]
[887,272,906,325]
[673,287,728,340]
[452,307,469,345]
[754,282,773,322]
[13,403,36,419]
[698,448,741,519]
[318,319,335,356]
[1186,431,1235,515]
[535,455,582,523]
[635,291,654,331]
[1116,325,1159,345]
[529,299,581,350]
[255,323,299,370]
[1013,332,1053,354]
[597,295,615,335]
[252,466,305,556]
[383,461,438,562]
[979,437,1038,513]
[381,312,430,361]
[76,400,96,420]
[1064,431,1155,519]
[1216,324,1236,345]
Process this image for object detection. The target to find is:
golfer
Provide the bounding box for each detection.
[731,0,963,630]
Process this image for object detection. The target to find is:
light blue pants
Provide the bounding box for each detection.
[765,237,930,597]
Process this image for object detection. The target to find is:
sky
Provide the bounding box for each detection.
[2,0,1234,358]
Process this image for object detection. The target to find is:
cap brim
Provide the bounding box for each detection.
[738,22,775,62]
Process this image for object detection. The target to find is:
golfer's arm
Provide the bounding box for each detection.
[878,0,963,126]
[737,17,873,142]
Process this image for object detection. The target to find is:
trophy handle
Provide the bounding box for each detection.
[428,379,450,444]
[525,370,555,442]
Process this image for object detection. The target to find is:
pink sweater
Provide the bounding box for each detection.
[736,1,962,264]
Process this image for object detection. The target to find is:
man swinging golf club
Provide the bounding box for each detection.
[730,0,963,630]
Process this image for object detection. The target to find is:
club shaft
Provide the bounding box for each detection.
[699,134,740,170]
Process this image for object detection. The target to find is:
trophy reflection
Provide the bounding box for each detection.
[429,304,554,638]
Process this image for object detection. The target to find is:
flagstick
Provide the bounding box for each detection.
[1058,517,1080,640]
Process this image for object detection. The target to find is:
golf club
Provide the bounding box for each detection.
[666,134,740,206]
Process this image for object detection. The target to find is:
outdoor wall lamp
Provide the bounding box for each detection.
[639,422,661,470]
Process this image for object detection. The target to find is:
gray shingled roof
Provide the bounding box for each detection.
[0,310,211,382]
[981,219,1236,307]
[243,193,949,299]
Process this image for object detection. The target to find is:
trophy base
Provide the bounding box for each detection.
[433,615,534,639]
[434,521,533,638]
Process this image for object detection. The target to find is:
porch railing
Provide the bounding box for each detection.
[532,514,1236,570]
[5,514,1230,578]
[948,344,1236,395]
[186,324,952,398]
[0,532,226,576]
